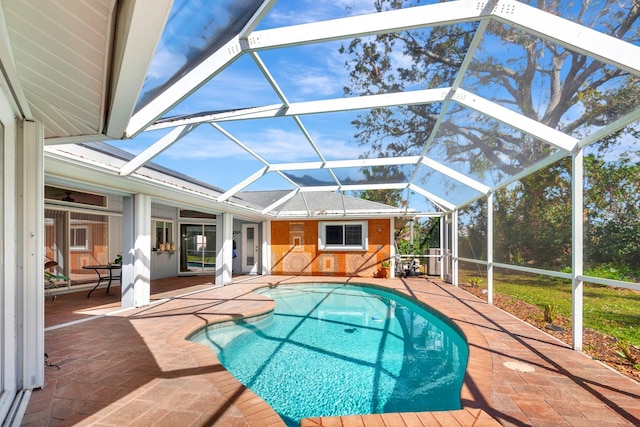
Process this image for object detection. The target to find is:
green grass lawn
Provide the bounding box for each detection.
[460,268,640,346]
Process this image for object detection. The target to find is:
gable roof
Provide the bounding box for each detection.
[45,142,404,218]
[238,190,406,218]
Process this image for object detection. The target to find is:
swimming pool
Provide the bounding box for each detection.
[190,284,468,426]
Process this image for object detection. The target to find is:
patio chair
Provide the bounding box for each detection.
[44,261,68,302]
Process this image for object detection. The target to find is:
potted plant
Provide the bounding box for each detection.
[376,259,391,278]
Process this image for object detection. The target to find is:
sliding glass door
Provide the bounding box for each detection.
[179,223,216,273]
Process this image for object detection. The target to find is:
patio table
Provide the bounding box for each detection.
[83,264,121,298]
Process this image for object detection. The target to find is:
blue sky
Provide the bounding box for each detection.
[107,0,640,211]
[114,1,391,194]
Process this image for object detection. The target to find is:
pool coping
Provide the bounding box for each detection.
[171,278,499,426]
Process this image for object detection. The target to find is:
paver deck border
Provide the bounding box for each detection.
[24,275,640,426]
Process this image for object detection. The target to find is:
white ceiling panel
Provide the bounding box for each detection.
[3,0,115,140]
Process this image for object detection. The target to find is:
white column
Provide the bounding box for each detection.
[409,219,415,253]
[439,214,444,280]
[214,214,223,285]
[261,219,271,275]
[487,192,494,305]
[572,149,584,352]
[389,217,396,279]
[452,209,459,287]
[1,86,20,419]
[216,213,233,285]
[442,214,450,282]
[121,196,135,308]
[18,120,45,389]
[133,194,151,307]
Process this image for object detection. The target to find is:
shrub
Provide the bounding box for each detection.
[543,303,557,323]
[616,340,638,365]
[468,277,483,287]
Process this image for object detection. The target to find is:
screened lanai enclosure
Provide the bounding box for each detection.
[1,1,640,424]
[3,0,640,350]
[81,0,640,352]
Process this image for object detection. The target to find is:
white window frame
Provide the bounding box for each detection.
[152,219,174,251]
[69,225,89,251]
[318,221,368,251]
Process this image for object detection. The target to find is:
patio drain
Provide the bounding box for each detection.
[504,361,535,373]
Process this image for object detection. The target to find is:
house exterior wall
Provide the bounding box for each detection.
[270,219,392,277]
[44,209,111,274]
[151,204,179,279]
[68,219,109,273]
[43,198,183,283]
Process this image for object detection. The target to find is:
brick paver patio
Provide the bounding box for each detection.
[22,275,640,426]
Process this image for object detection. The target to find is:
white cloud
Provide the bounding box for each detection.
[294,74,342,96]
[333,0,377,16]
[389,49,414,70]
[311,136,363,160]
[245,125,364,162]
[170,70,280,114]
[243,127,321,162]
[273,43,349,99]
[160,134,248,160]
[156,124,362,165]
[145,43,186,82]
[150,127,311,163]
[264,0,376,27]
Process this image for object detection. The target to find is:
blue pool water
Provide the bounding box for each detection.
[190,284,468,426]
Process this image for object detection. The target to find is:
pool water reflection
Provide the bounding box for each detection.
[190,284,468,426]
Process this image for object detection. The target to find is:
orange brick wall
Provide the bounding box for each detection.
[270,219,392,277]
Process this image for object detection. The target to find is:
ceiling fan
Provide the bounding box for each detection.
[61,191,75,202]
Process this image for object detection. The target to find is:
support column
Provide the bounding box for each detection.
[18,120,45,389]
[261,219,271,275]
[487,192,494,305]
[216,213,233,285]
[214,214,222,286]
[439,214,444,280]
[442,213,450,282]
[121,194,151,308]
[452,209,459,287]
[409,219,415,253]
[134,194,151,307]
[1,103,18,412]
[572,149,584,352]
[389,217,396,279]
[121,196,134,308]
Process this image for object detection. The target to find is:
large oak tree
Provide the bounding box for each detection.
[344,0,640,272]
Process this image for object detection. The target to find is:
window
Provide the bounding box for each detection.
[70,226,88,250]
[153,219,174,251]
[318,221,367,250]
[179,209,216,219]
[45,185,107,207]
